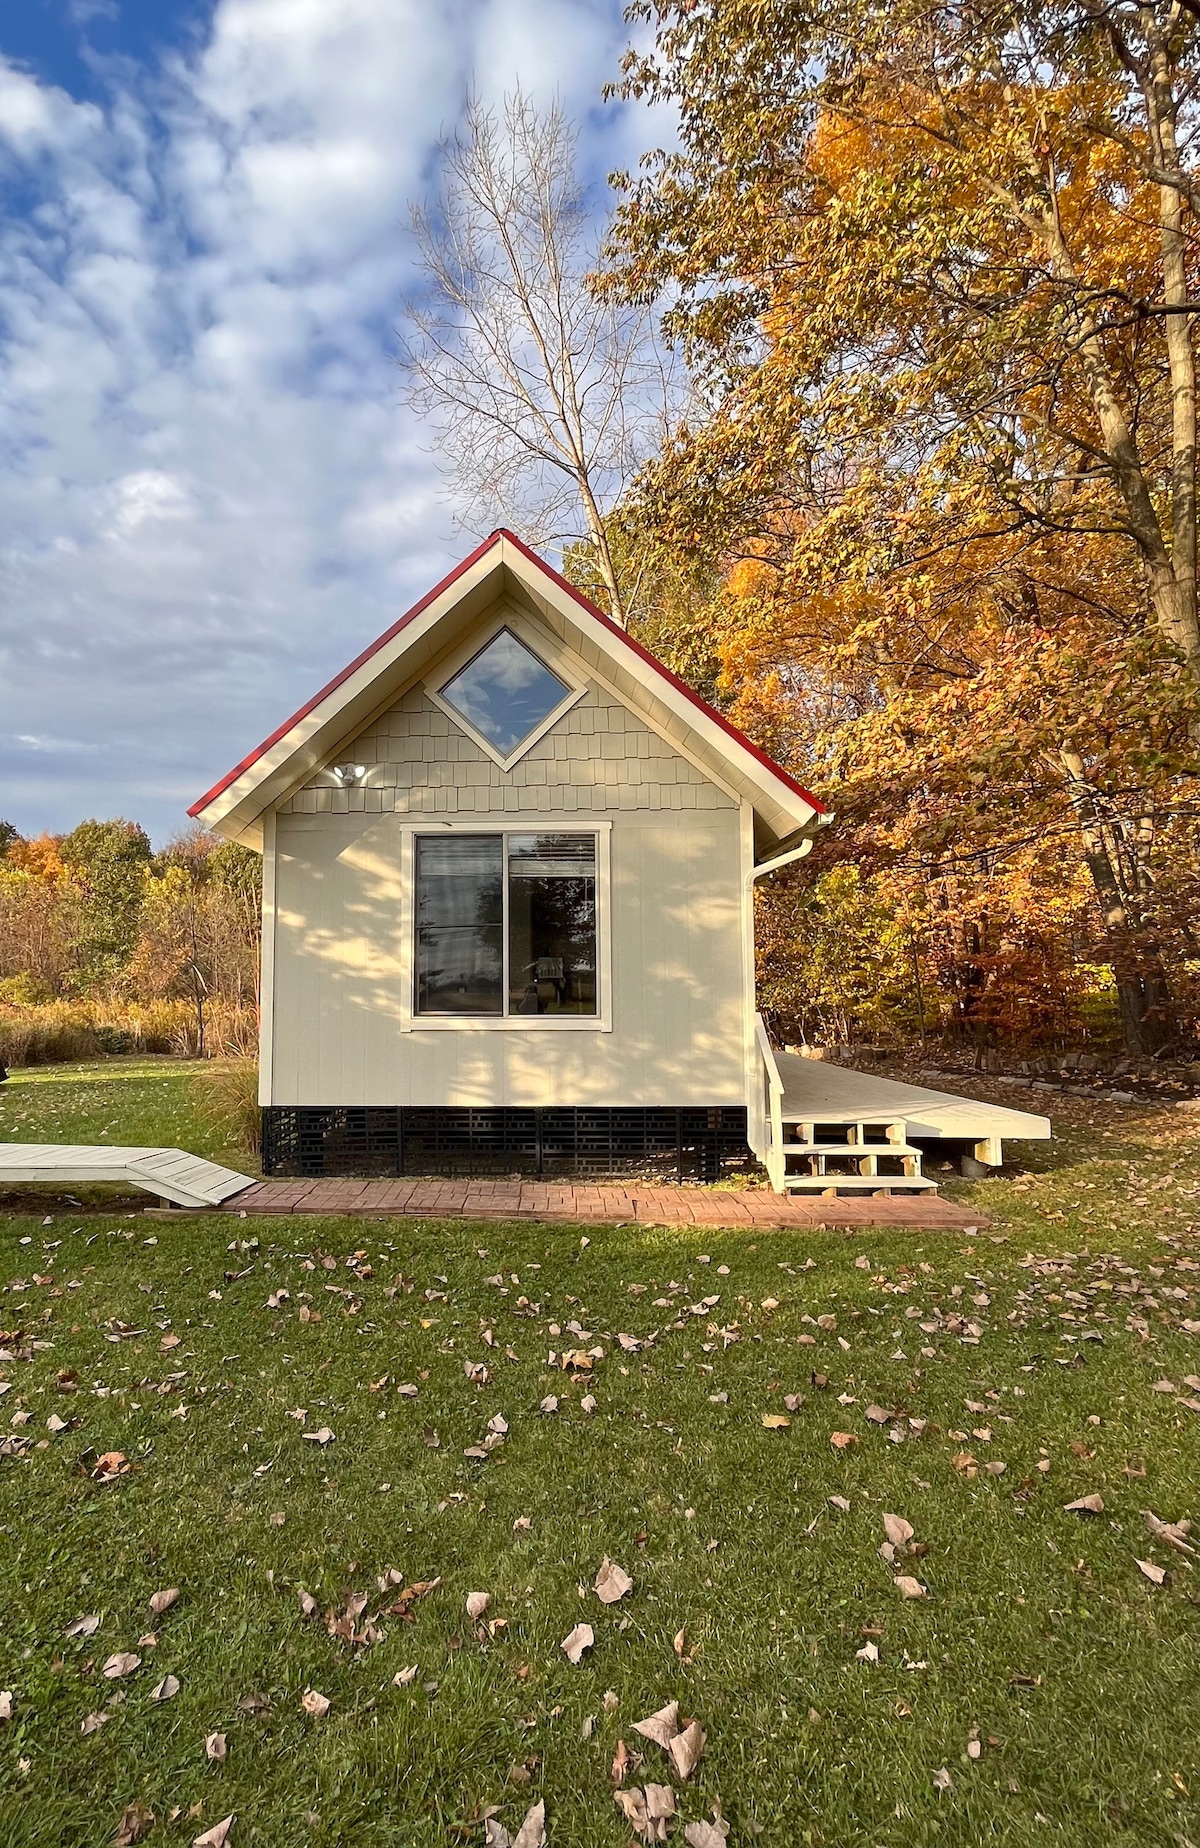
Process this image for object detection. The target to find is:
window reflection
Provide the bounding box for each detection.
[413,832,598,1018]
[508,834,597,1016]
[438,629,571,758]
[415,834,503,1013]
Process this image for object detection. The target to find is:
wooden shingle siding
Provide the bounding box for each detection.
[278,683,735,817]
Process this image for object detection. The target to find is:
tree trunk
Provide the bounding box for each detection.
[1058,749,1175,1055]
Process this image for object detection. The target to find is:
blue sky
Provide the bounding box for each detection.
[0,0,661,844]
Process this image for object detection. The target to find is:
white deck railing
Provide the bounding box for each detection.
[754,1013,787,1193]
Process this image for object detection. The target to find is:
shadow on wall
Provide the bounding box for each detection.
[269,809,745,1107]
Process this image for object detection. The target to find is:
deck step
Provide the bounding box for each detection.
[782,1174,939,1193]
[780,1141,924,1158]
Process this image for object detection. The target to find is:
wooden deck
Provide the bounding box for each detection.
[0,1143,255,1209]
[197,1178,988,1227]
[774,1053,1052,1146]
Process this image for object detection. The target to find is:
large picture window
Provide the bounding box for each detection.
[415,832,598,1018]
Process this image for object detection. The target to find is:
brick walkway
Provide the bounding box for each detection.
[211,1178,987,1229]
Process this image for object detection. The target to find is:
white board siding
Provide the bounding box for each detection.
[269,807,746,1108]
[277,681,736,818]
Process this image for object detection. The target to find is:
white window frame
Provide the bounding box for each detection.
[399,820,612,1033]
[424,611,587,771]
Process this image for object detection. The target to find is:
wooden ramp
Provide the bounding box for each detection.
[0,1143,256,1209]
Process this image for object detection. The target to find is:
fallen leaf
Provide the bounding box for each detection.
[466,1592,492,1620]
[560,1623,594,1664]
[102,1652,141,1680]
[192,1818,234,1848]
[301,1427,335,1446]
[1136,1558,1167,1584]
[830,1432,858,1450]
[81,1710,111,1735]
[512,1799,546,1848]
[761,1414,791,1431]
[1064,1494,1105,1515]
[113,1800,156,1845]
[932,1767,953,1794]
[205,1732,227,1762]
[685,1816,730,1848]
[393,1665,419,1685]
[538,1397,559,1415]
[611,1737,631,1785]
[301,1689,330,1717]
[151,1674,181,1702]
[855,1641,879,1663]
[149,1588,180,1617]
[65,1614,100,1639]
[632,1701,680,1747]
[894,1576,927,1600]
[1143,1509,1195,1556]
[883,1513,914,1548]
[92,1451,130,1482]
[594,1559,634,1605]
[0,1691,12,1722]
[580,1394,597,1414]
[668,1719,706,1780]
[614,1784,676,1843]
[828,1494,851,1513]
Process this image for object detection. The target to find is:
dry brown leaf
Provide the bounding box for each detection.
[1143,1509,1196,1556]
[1136,1558,1167,1584]
[151,1674,180,1702]
[594,1559,634,1605]
[192,1818,234,1848]
[102,1652,141,1680]
[301,1689,330,1717]
[92,1451,130,1481]
[685,1816,730,1848]
[830,1432,858,1450]
[511,1799,546,1848]
[668,1719,706,1780]
[1064,1493,1105,1515]
[301,1427,335,1446]
[611,1737,631,1785]
[895,1576,927,1600]
[560,1623,594,1664]
[466,1591,492,1620]
[632,1700,680,1747]
[80,1710,110,1735]
[113,1800,156,1845]
[393,1665,419,1685]
[883,1513,914,1548]
[205,1732,227,1762]
[614,1785,676,1843]
[0,1691,12,1722]
[932,1768,953,1794]
[761,1413,790,1431]
[149,1588,180,1617]
[855,1640,879,1663]
[65,1613,100,1639]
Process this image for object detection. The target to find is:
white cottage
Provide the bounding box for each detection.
[190,531,831,1181]
[191,530,1049,1187]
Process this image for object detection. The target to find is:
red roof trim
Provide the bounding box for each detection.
[189,528,825,820]
[498,529,825,815]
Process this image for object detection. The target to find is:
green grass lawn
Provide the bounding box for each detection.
[0,1062,1196,1847]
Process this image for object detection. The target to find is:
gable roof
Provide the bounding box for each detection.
[188,529,827,848]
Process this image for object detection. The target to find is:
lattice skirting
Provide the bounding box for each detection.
[261,1106,751,1183]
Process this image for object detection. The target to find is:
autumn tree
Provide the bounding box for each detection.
[59,819,152,987]
[606,0,1199,1051]
[401,90,679,623]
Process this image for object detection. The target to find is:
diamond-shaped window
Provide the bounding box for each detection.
[438,628,572,759]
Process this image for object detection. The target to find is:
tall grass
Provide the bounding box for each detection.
[0,999,258,1069]
[192,1058,262,1158]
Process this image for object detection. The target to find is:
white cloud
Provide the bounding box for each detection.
[0,0,668,842]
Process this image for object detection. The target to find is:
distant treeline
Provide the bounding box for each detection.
[0,819,260,1066]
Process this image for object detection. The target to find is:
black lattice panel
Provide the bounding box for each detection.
[260,1105,751,1181]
